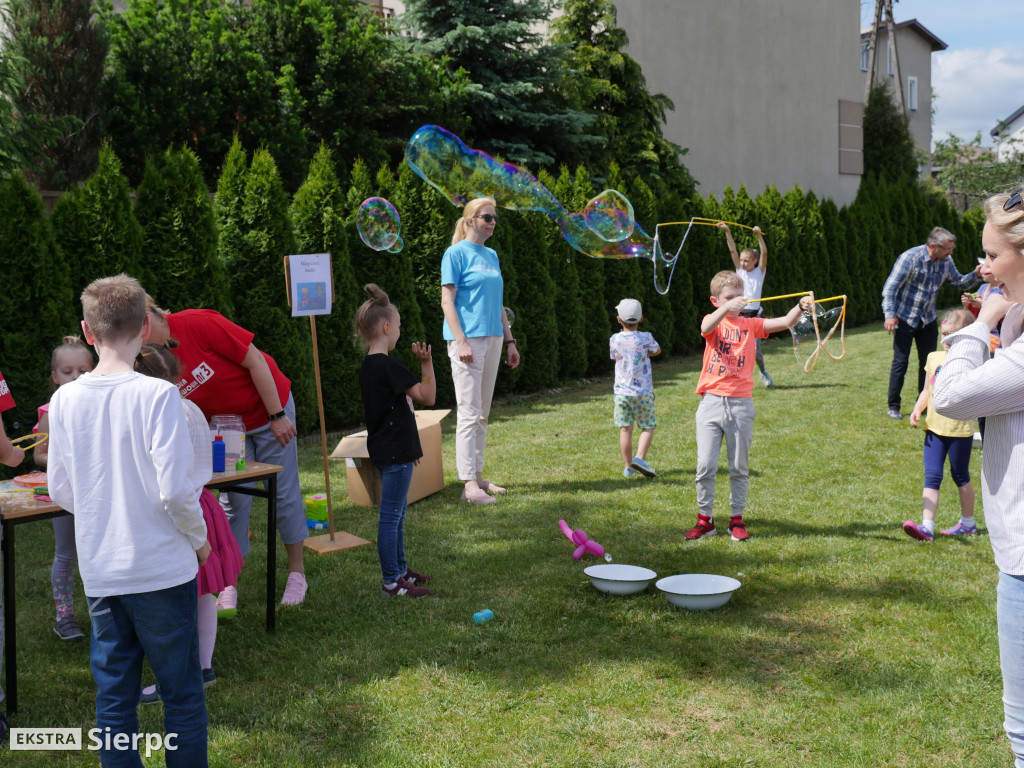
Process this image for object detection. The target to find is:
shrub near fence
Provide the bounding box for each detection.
[0,154,985,447]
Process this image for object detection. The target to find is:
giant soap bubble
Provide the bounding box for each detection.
[405,125,681,293]
[584,189,635,242]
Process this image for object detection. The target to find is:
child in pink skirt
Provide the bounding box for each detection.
[133,344,243,702]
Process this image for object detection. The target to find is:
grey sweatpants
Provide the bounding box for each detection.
[694,394,755,519]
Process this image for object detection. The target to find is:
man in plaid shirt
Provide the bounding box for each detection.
[882,226,981,420]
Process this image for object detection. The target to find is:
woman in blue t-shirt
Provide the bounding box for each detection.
[440,197,520,504]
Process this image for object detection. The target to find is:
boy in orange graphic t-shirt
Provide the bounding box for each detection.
[687,271,808,542]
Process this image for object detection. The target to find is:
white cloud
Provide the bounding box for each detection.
[931,46,1024,147]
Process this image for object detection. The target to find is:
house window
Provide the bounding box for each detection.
[908,76,918,111]
[861,41,870,72]
[887,43,894,76]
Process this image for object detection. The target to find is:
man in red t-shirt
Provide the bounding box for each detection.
[144,304,308,608]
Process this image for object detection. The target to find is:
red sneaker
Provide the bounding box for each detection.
[685,515,716,540]
[728,515,749,541]
[382,577,430,598]
[402,568,433,585]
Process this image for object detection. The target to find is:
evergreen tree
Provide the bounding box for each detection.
[290,145,363,429]
[563,165,608,375]
[550,0,695,195]
[344,158,377,290]
[216,146,317,429]
[390,161,459,406]
[600,166,646,334]
[135,147,230,315]
[863,82,918,183]
[538,168,586,381]
[627,175,676,356]
[401,0,599,168]
[350,164,426,375]
[102,0,276,187]
[493,207,558,392]
[0,173,76,432]
[0,4,62,179]
[2,0,107,189]
[51,145,146,301]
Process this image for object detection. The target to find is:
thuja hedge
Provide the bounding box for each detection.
[0,145,982,438]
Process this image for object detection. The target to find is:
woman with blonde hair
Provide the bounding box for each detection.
[440,197,520,504]
[933,184,1024,767]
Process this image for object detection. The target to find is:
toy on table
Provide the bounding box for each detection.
[212,435,226,472]
[13,471,47,488]
[558,519,610,561]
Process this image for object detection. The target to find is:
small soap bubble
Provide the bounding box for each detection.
[604,553,613,562]
[504,307,515,328]
[356,197,402,252]
[583,189,635,242]
[385,234,404,254]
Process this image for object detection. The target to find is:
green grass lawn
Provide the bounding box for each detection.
[4,321,1007,767]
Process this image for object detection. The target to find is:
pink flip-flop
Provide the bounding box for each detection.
[280,572,308,605]
[479,480,506,494]
[461,488,496,504]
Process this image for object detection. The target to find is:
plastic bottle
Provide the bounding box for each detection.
[212,435,226,473]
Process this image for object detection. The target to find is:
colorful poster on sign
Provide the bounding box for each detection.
[288,253,333,317]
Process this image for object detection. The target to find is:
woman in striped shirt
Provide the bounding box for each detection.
[933,185,1024,768]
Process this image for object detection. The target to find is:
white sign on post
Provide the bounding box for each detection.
[287,253,333,317]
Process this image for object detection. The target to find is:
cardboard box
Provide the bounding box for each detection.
[330,409,451,507]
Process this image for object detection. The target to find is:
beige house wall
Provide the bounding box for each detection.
[612,0,863,206]
[860,21,941,159]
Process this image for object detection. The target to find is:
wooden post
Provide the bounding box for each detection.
[283,253,371,555]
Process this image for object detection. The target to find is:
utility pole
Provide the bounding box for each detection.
[864,0,905,114]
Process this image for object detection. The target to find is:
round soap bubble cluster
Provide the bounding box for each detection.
[583,189,635,242]
[356,197,403,253]
[503,307,515,328]
[405,125,681,293]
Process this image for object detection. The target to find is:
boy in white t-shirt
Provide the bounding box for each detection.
[47,274,210,767]
[718,223,773,387]
[609,298,661,478]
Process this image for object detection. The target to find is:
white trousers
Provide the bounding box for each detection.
[448,336,503,481]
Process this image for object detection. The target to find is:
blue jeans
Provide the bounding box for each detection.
[375,462,413,584]
[999,572,1024,767]
[87,580,207,768]
[221,393,308,557]
[888,319,938,411]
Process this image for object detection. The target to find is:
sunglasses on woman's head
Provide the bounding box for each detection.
[1006,188,1023,213]
[475,214,499,223]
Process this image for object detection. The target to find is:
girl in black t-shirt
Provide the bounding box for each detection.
[356,284,437,598]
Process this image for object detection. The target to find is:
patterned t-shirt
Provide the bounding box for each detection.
[610,331,660,396]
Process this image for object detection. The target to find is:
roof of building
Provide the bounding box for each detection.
[991,105,1024,138]
[860,18,948,52]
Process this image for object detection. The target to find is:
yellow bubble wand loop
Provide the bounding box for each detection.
[652,218,764,296]
[659,218,760,232]
[752,293,848,372]
[11,433,47,451]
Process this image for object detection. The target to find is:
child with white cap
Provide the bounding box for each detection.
[609,298,661,478]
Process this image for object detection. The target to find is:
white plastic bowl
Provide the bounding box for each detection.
[584,563,658,595]
[656,574,742,610]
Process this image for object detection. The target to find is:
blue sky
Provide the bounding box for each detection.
[861,0,1024,148]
